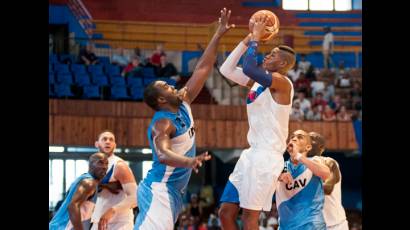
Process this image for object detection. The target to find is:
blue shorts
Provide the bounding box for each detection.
[219,180,239,205]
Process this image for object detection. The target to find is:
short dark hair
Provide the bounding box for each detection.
[308,132,326,157]
[278,45,295,55]
[143,81,161,111]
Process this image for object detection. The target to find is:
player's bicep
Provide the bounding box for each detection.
[152,119,176,156]
[70,179,95,206]
[114,161,136,184]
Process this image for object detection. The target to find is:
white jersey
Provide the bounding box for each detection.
[323,160,347,227]
[246,79,294,153]
[91,155,134,224]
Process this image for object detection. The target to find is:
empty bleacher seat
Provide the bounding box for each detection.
[110,85,130,100]
[49,54,59,65]
[74,73,91,86]
[98,56,111,65]
[59,54,76,63]
[142,67,157,78]
[127,77,143,87]
[91,74,109,86]
[49,73,55,84]
[110,76,126,86]
[55,83,74,98]
[105,65,121,76]
[71,64,87,74]
[88,65,104,75]
[82,85,101,99]
[143,78,157,86]
[55,64,70,74]
[130,86,144,100]
[56,73,73,84]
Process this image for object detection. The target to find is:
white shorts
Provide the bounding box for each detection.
[91,220,134,230]
[226,148,284,211]
[328,220,349,230]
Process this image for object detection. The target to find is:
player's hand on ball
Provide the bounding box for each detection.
[251,15,267,41]
[216,8,235,37]
[191,151,212,173]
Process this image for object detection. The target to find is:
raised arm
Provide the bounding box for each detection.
[184,8,235,104]
[68,179,96,230]
[322,157,341,195]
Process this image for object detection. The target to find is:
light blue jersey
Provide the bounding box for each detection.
[49,173,96,230]
[135,101,196,229]
[276,160,326,230]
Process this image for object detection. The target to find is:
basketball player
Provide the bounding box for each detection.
[49,153,108,230]
[218,16,296,229]
[275,129,330,230]
[308,132,349,230]
[133,8,235,229]
[91,131,138,230]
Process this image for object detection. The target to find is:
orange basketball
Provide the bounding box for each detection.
[249,10,280,42]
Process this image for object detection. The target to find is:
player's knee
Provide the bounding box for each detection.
[219,206,235,222]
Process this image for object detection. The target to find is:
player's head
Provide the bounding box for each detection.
[143,81,182,111]
[89,152,109,179]
[262,45,296,75]
[287,129,312,155]
[95,130,117,156]
[307,131,326,157]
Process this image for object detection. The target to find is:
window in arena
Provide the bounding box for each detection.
[282,0,308,10]
[310,0,334,11]
[49,159,64,209]
[335,0,352,11]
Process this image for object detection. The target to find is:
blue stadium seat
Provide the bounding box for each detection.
[158,77,177,87]
[98,56,111,65]
[82,85,101,99]
[59,54,76,63]
[49,84,54,97]
[49,73,55,84]
[71,64,87,74]
[91,74,109,86]
[88,65,104,75]
[56,73,73,84]
[49,54,59,65]
[110,85,130,100]
[49,64,53,73]
[105,65,121,76]
[55,83,74,98]
[110,76,126,86]
[127,77,143,87]
[143,77,157,86]
[142,67,157,78]
[55,64,70,74]
[74,73,91,87]
[130,86,144,100]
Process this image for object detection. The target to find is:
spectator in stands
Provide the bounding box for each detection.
[133,47,146,65]
[328,95,343,112]
[156,54,181,82]
[310,75,326,97]
[187,194,203,221]
[350,81,362,99]
[305,105,322,121]
[294,72,311,96]
[290,102,304,122]
[122,56,144,78]
[78,43,99,65]
[312,92,328,108]
[149,44,165,67]
[323,79,335,101]
[298,53,311,74]
[293,91,311,114]
[288,62,302,82]
[322,105,336,121]
[336,105,351,121]
[111,47,129,67]
[207,208,221,230]
[177,214,189,230]
[322,26,334,69]
[337,72,352,88]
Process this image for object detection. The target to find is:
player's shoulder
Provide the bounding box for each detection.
[80,178,97,190]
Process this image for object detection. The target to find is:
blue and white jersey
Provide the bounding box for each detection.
[135,101,196,228]
[276,160,326,230]
[49,173,96,230]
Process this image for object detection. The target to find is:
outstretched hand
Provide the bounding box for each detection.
[215,8,235,37]
[191,151,212,173]
[251,15,268,41]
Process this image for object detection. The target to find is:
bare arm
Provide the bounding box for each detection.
[152,119,211,171]
[68,179,96,230]
[322,157,341,195]
[298,156,331,181]
[184,8,235,104]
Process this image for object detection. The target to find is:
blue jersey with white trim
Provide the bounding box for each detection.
[49,173,96,230]
[143,101,196,194]
[276,160,325,230]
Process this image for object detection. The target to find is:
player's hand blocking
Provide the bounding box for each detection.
[215,8,235,37]
[190,151,212,173]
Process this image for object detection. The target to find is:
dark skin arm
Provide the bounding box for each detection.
[68,179,97,230]
[152,119,211,173]
[322,157,341,195]
[183,8,235,104]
